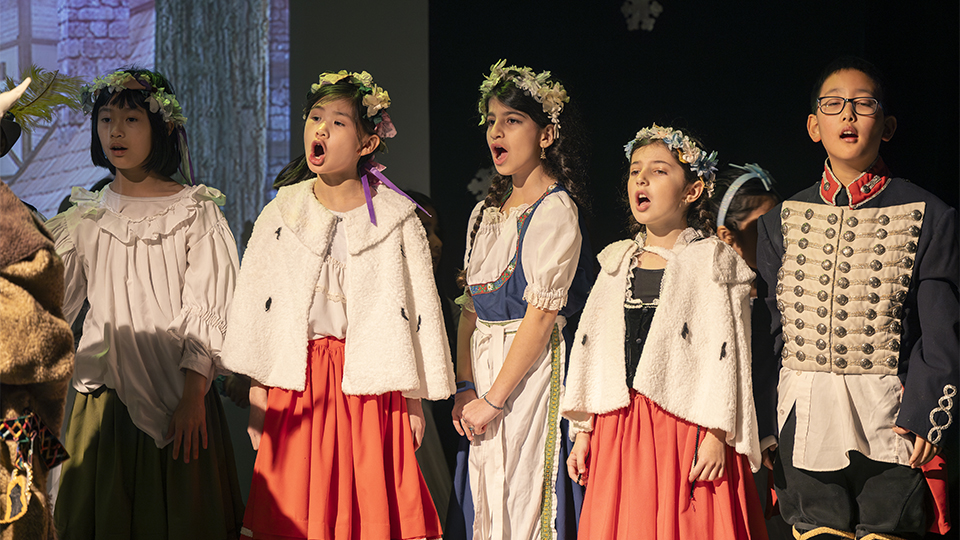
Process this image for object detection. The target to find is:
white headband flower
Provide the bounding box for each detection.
[478,59,569,133]
[624,124,718,195]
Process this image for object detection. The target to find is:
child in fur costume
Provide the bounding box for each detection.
[561,126,768,540]
[0,78,74,540]
[221,71,455,540]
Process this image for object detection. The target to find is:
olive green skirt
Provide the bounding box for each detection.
[54,387,244,540]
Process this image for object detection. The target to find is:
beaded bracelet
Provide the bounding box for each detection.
[482,392,504,411]
[456,380,476,394]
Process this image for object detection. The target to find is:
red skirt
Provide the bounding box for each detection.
[242,337,441,540]
[579,391,768,540]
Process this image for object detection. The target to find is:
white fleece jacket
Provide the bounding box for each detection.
[220,180,455,400]
[561,229,762,471]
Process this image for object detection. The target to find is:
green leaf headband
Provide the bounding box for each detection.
[310,70,396,139]
[478,59,569,133]
[80,71,186,126]
[624,124,718,195]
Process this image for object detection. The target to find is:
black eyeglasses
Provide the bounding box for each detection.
[816,96,882,116]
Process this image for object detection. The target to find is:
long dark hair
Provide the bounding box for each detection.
[89,68,180,178]
[624,137,715,238]
[273,79,383,189]
[458,71,589,287]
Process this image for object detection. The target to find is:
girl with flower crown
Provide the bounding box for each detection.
[560,126,769,540]
[47,68,244,539]
[452,60,593,540]
[220,71,454,540]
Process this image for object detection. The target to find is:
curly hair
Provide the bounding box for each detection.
[457,73,589,288]
[623,138,715,238]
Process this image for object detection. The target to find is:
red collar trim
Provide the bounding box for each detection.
[819,157,891,208]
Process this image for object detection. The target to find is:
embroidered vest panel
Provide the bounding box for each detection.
[776,200,924,374]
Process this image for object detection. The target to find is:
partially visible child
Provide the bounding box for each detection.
[710,164,782,462]
[562,125,768,540]
[756,56,957,539]
[220,71,454,540]
[48,68,244,539]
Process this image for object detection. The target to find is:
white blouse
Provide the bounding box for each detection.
[462,189,582,314]
[46,184,239,447]
[307,210,348,339]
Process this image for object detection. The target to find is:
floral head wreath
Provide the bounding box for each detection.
[478,59,569,134]
[310,70,397,140]
[715,163,775,228]
[80,70,195,185]
[623,124,719,196]
[308,71,424,226]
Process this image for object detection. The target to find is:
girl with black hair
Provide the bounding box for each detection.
[561,126,768,540]
[48,68,244,539]
[451,60,592,540]
[221,71,454,540]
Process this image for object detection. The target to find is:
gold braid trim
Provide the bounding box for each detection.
[792,525,855,539]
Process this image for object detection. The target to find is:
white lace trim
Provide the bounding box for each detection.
[523,285,568,311]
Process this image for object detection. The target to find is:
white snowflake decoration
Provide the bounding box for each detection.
[467,166,497,202]
[622,0,663,32]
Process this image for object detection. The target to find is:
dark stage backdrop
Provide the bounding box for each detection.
[428,0,959,298]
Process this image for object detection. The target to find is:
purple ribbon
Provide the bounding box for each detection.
[360,161,430,225]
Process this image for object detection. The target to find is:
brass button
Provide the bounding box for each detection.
[816,339,827,350]
[843,231,856,242]
[836,310,848,321]
[799,238,809,249]
[794,302,804,313]
[825,228,836,239]
[816,354,828,365]
[794,285,805,297]
[877,215,890,225]
[795,318,805,329]
[835,344,848,354]
[873,244,885,255]
[827,214,838,224]
[835,357,848,368]
[781,208,791,219]
[801,223,811,234]
[824,244,835,255]
[841,246,854,257]
[876,228,888,239]
[846,216,859,227]
[817,306,829,318]
[797,254,807,265]
[805,209,814,220]
[862,343,874,354]
[820,274,831,285]
[836,294,849,306]
[839,262,851,273]
[870,260,883,271]
[821,259,832,271]
[837,277,849,289]
[834,326,847,337]
[817,324,828,335]
[795,269,805,281]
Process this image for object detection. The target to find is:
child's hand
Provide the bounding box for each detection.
[168,394,208,463]
[761,444,777,470]
[688,428,727,483]
[407,398,426,451]
[248,383,268,451]
[451,389,477,437]
[567,432,590,485]
[460,394,502,442]
[0,78,30,117]
[892,426,941,468]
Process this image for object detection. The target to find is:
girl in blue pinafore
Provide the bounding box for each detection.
[449,60,592,540]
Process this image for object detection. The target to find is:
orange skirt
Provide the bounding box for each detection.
[241,337,441,540]
[579,391,768,540]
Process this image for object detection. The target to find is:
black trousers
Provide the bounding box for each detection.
[773,408,929,539]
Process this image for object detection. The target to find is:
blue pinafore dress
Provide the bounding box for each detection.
[447,185,592,540]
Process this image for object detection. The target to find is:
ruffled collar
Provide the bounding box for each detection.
[70,184,225,244]
[598,228,703,275]
[819,157,891,209]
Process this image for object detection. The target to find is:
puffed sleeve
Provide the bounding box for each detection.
[166,197,240,380]
[520,192,582,311]
[45,208,88,325]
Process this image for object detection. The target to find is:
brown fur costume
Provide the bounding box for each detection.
[0,180,73,539]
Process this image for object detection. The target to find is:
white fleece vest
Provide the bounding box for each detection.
[561,230,762,471]
[221,180,455,400]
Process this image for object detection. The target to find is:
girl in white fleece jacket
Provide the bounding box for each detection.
[221,71,455,540]
[561,126,768,540]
